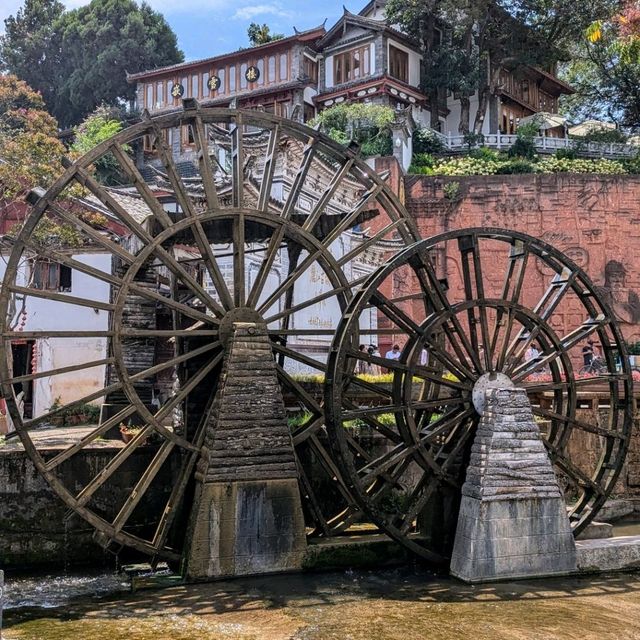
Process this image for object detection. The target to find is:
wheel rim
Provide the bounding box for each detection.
[325,228,633,561]
[0,106,421,558]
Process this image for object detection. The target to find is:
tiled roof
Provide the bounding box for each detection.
[127,25,326,82]
[317,8,420,51]
[81,188,156,224]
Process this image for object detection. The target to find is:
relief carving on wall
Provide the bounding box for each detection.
[598,259,640,324]
[536,231,590,277]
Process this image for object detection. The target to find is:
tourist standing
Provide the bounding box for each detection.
[356,344,369,375]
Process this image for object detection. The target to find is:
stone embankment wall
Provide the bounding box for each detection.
[0,445,176,568]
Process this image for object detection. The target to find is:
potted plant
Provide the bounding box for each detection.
[119,423,146,445]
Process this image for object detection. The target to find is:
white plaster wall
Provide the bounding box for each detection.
[303,86,317,104]
[445,93,491,135]
[0,252,111,417]
[325,56,334,89]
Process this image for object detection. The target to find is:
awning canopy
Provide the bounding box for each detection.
[568,119,616,137]
[519,112,568,131]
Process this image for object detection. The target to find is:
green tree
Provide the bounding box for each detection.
[247,22,284,46]
[560,2,640,127]
[311,103,395,156]
[385,0,618,133]
[0,74,64,199]
[0,0,65,118]
[55,0,183,126]
[1,0,183,127]
[71,104,126,184]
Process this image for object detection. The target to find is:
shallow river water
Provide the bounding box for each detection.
[4,565,640,640]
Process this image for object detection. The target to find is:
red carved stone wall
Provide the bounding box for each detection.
[405,174,640,345]
[404,173,640,505]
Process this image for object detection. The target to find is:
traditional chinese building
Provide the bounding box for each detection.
[126,25,324,129]
[127,0,573,143]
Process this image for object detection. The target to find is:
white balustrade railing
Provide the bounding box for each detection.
[429,130,638,159]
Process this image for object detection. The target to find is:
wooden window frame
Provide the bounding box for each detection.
[389,44,408,83]
[333,45,371,85]
[303,56,318,83]
[31,260,72,292]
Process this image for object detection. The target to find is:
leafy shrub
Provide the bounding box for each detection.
[536,156,626,174]
[555,147,578,160]
[443,181,461,200]
[413,127,445,154]
[311,103,395,157]
[415,156,500,176]
[495,159,536,174]
[411,152,435,167]
[410,153,628,176]
[469,146,498,161]
[407,164,433,174]
[360,134,392,157]
[508,137,537,159]
[463,131,485,149]
[624,153,640,174]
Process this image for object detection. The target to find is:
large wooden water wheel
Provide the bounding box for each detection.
[0,106,420,561]
[325,229,633,562]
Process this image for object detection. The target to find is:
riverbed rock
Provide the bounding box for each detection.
[596,499,635,523]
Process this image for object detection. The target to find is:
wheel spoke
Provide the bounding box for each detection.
[75,423,156,507]
[245,227,285,308]
[188,112,220,211]
[9,285,113,312]
[534,407,624,440]
[230,115,244,207]
[232,213,246,306]
[282,137,316,219]
[318,183,384,248]
[303,157,354,232]
[257,124,280,211]
[145,116,233,312]
[369,290,422,335]
[337,219,405,267]
[504,269,578,373]
[546,443,604,495]
[7,357,113,385]
[511,317,604,381]
[112,440,176,533]
[127,341,221,384]
[151,381,219,553]
[46,200,135,265]
[457,234,491,370]
[494,242,528,370]
[264,275,366,324]
[415,256,482,375]
[44,405,138,472]
[109,143,174,229]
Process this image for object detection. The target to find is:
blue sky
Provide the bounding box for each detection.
[1,0,367,61]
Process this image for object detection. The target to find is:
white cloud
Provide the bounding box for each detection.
[232,3,293,21]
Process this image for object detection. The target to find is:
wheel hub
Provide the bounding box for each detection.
[218,307,265,347]
[471,371,514,415]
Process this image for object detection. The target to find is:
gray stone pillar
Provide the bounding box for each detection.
[450,387,577,582]
[184,322,306,580]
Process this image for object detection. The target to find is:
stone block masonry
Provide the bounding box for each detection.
[450,387,577,582]
[184,322,307,580]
